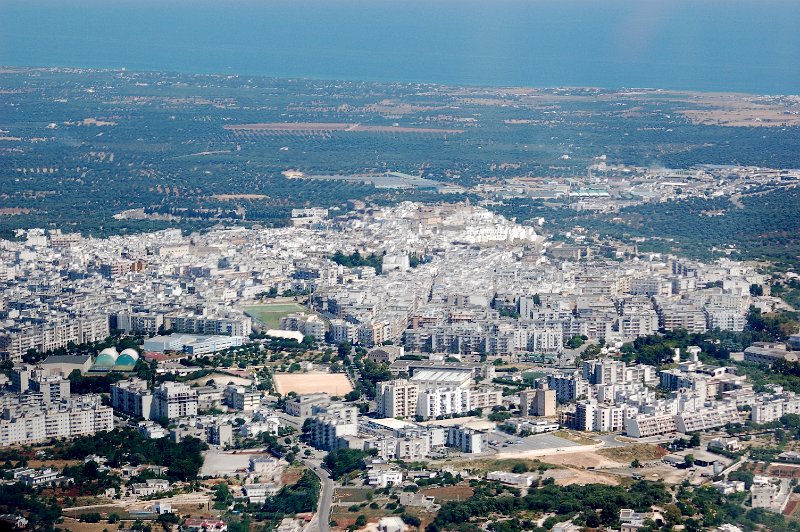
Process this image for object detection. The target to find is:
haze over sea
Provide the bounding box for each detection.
[1,0,799,94]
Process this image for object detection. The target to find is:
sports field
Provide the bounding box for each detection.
[244,302,306,329]
[273,372,353,396]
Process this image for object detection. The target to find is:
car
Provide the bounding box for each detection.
[516,440,523,444]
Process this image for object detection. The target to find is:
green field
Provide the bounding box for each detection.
[244,303,306,329]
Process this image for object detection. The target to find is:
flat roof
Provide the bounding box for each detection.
[369,418,416,430]
[411,368,472,384]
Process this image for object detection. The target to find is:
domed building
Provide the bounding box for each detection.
[93,347,119,369]
[90,346,140,373]
[116,348,140,368]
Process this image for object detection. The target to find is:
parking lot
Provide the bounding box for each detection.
[488,432,581,453]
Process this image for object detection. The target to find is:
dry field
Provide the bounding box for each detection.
[331,508,390,530]
[211,194,269,200]
[281,464,306,485]
[767,463,800,479]
[334,487,374,503]
[784,496,800,516]
[446,457,554,474]
[552,430,601,446]
[420,484,474,501]
[676,92,800,127]
[551,468,621,487]
[597,444,668,463]
[224,122,463,134]
[0,207,31,215]
[62,520,124,532]
[538,450,622,469]
[273,372,353,396]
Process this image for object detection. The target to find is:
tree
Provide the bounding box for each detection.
[156,512,179,530]
[323,449,368,480]
[213,483,233,510]
[511,463,528,474]
[337,342,352,359]
[402,514,421,528]
[631,459,641,468]
[263,470,320,515]
[684,454,696,468]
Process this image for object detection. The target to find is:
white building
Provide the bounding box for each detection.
[111,378,155,420]
[445,425,484,453]
[377,379,419,419]
[309,404,358,450]
[416,388,470,419]
[153,382,198,420]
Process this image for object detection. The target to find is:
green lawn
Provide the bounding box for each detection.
[244,303,306,329]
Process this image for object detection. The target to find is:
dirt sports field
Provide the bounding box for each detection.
[273,372,353,396]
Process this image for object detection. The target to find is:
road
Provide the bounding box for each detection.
[301,452,334,532]
[270,413,333,532]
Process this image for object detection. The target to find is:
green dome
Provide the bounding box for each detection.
[115,353,138,367]
[94,353,117,367]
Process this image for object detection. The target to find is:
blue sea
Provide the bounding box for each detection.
[1,0,799,94]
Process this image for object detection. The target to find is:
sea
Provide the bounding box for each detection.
[1,0,799,94]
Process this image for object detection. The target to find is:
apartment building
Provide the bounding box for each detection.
[573,400,628,432]
[376,379,419,419]
[163,314,252,337]
[285,393,331,418]
[675,404,742,433]
[624,413,678,438]
[520,388,556,417]
[116,311,164,336]
[445,425,484,453]
[416,388,470,420]
[0,395,113,447]
[223,385,262,411]
[111,378,155,420]
[618,311,659,339]
[547,373,590,402]
[153,382,198,420]
[309,404,358,450]
[469,387,504,410]
[0,314,109,362]
[656,301,708,333]
[751,388,800,424]
[744,343,800,365]
[329,319,358,344]
[704,306,746,332]
[12,365,71,403]
[279,312,326,341]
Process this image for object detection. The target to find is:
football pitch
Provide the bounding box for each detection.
[244,302,306,329]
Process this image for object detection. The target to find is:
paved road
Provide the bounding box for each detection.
[275,411,304,431]
[301,453,334,532]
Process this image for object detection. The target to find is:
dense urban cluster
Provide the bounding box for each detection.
[1,201,799,532]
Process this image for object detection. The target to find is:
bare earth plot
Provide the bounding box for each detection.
[273,372,353,396]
